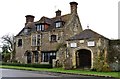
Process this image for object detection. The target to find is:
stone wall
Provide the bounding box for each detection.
[108,40,120,71]
[15,35,31,63]
[63,37,110,69]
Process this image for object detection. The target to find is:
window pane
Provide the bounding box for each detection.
[42,25,44,30]
[32,35,36,46]
[35,52,39,62]
[24,29,28,33]
[51,35,57,42]
[36,25,40,31]
[18,39,22,47]
[37,35,40,46]
[41,52,56,62]
[56,22,61,28]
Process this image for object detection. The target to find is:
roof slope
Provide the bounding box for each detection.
[16,13,71,36]
[35,14,71,31]
[68,29,109,40]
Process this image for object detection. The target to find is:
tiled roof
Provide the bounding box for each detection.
[34,14,71,31]
[68,29,109,40]
[16,13,71,36]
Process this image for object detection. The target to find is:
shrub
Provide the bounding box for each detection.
[94,54,111,72]
[2,62,52,68]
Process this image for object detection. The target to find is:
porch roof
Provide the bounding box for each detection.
[67,29,109,41]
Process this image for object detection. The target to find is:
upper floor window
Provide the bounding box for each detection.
[18,39,22,47]
[55,22,61,28]
[31,34,41,46]
[36,24,44,31]
[24,29,28,33]
[32,35,36,46]
[37,35,41,46]
[51,35,57,42]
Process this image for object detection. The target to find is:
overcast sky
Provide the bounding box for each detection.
[0,0,119,46]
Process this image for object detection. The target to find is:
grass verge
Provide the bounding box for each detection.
[0,65,120,78]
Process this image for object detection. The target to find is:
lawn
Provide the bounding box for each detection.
[0,65,120,78]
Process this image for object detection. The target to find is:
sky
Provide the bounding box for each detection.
[0,0,119,47]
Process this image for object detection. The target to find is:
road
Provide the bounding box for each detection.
[0,68,118,79]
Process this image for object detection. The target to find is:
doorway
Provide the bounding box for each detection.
[76,49,91,68]
[27,52,32,63]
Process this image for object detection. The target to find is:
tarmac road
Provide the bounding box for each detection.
[0,68,118,79]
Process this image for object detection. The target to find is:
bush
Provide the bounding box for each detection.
[2,62,52,68]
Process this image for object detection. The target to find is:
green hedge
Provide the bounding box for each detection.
[2,62,52,68]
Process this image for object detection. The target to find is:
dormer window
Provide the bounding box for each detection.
[24,29,28,33]
[55,22,61,28]
[36,24,44,31]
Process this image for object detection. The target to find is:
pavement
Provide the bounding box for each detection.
[0,68,119,79]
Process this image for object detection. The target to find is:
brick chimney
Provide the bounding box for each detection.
[55,10,61,17]
[25,15,35,25]
[70,1,78,14]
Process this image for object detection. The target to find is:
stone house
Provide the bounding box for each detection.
[15,1,120,71]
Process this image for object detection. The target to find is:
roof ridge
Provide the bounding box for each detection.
[68,29,109,41]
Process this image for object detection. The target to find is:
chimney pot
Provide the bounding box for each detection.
[25,15,35,25]
[70,1,78,14]
[55,10,61,17]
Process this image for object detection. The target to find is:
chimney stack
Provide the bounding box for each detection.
[70,1,78,14]
[55,10,61,17]
[25,15,35,25]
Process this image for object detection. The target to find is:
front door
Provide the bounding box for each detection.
[27,52,31,63]
[77,49,91,68]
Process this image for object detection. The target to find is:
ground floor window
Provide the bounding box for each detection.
[34,51,39,63]
[41,51,56,64]
[27,52,32,63]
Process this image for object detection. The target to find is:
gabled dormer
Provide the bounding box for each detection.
[36,23,50,31]
[55,21,64,28]
[54,10,65,28]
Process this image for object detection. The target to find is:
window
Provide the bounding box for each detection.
[31,34,41,46]
[51,35,57,42]
[41,52,56,62]
[32,35,36,46]
[24,29,27,33]
[37,35,41,46]
[70,43,77,48]
[36,24,44,31]
[55,22,61,28]
[34,52,39,63]
[87,41,95,47]
[27,52,31,63]
[18,39,22,47]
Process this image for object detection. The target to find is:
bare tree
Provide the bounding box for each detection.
[1,34,15,61]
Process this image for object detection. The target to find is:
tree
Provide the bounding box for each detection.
[1,45,11,62]
[108,40,120,71]
[1,34,15,61]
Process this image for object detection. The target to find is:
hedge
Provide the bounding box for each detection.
[1,62,52,68]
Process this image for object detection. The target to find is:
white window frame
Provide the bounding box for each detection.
[55,22,61,28]
[36,24,44,31]
[87,41,95,47]
[31,34,41,46]
[70,43,77,48]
